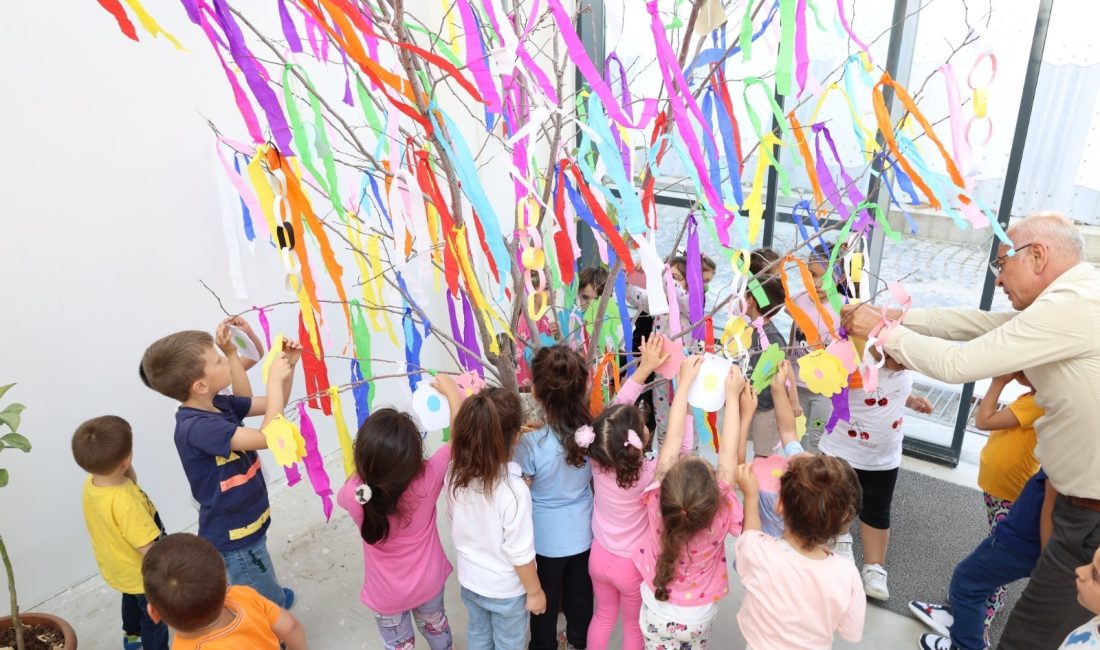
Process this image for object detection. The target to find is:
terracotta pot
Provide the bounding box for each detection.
[0,612,77,649]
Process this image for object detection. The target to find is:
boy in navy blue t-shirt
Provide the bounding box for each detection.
[909,469,1054,650]
[141,323,301,608]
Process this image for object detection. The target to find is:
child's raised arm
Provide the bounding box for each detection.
[736,384,757,465]
[717,366,746,485]
[974,374,1020,430]
[224,316,266,371]
[770,361,805,456]
[735,463,762,532]
[230,353,292,452]
[217,322,253,398]
[431,374,464,428]
[658,355,703,480]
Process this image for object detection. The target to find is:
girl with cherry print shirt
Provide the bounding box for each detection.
[818,355,933,602]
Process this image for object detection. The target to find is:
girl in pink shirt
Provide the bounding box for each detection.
[632,357,747,649]
[582,335,694,650]
[336,376,463,650]
[734,454,866,649]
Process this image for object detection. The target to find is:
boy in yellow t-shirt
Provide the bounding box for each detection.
[973,371,1044,638]
[142,533,308,650]
[72,416,168,650]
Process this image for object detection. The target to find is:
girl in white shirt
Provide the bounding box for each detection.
[447,392,546,648]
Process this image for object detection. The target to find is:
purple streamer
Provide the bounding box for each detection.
[686,216,706,341]
[460,292,484,376]
[825,387,851,433]
[298,404,334,521]
[212,0,295,155]
[446,293,469,370]
[277,0,303,53]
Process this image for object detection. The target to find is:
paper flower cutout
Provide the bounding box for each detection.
[455,371,488,397]
[264,414,305,467]
[798,349,849,397]
[721,316,754,356]
[750,343,785,394]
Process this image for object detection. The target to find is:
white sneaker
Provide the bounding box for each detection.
[917,633,956,650]
[861,563,890,600]
[830,533,855,563]
[908,600,953,637]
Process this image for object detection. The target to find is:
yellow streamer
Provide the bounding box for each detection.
[122,0,185,50]
[453,225,511,353]
[246,152,280,235]
[744,134,781,243]
[328,387,357,479]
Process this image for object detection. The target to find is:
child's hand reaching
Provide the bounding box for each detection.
[735,463,759,499]
[771,360,791,391]
[678,355,705,387]
[725,365,746,396]
[215,322,236,356]
[282,339,303,366]
[739,383,758,413]
[431,373,460,400]
[636,334,671,378]
[269,353,293,382]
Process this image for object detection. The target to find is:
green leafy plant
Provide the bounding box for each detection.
[0,383,30,650]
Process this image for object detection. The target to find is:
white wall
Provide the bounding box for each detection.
[0,0,561,608]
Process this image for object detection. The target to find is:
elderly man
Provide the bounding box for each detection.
[841,213,1100,650]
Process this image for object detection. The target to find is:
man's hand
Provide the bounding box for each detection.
[282,339,303,366]
[906,395,934,414]
[840,303,886,339]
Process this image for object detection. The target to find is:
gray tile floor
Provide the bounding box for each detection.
[40,446,945,649]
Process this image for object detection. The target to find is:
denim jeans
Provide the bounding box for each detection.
[374,587,452,650]
[948,536,1036,650]
[121,593,169,650]
[460,587,528,650]
[221,534,286,607]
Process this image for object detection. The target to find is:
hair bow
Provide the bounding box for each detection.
[624,429,643,449]
[575,425,595,448]
[354,483,373,505]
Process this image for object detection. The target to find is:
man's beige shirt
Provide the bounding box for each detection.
[885,263,1100,499]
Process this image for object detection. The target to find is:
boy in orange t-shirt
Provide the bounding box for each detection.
[142,533,308,649]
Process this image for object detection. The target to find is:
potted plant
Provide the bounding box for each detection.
[0,384,77,650]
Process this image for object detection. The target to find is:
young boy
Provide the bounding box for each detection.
[1057,546,1100,648]
[142,533,308,649]
[140,324,300,608]
[72,415,169,650]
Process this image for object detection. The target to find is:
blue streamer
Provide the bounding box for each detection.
[349,360,372,428]
[687,1,780,78]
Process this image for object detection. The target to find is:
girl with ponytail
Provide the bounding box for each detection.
[633,356,747,649]
[336,375,464,650]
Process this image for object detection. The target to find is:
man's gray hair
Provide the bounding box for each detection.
[1010,211,1085,262]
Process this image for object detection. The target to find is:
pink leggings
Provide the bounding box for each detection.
[587,539,644,650]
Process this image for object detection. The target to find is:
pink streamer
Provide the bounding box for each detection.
[255,306,272,349]
[795,0,809,94]
[193,4,263,143]
[836,0,871,59]
[298,403,334,521]
[216,138,269,241]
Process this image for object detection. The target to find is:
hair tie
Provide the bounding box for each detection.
[575,425,595,449]
[354,484,373,505]
[624,429,643,449]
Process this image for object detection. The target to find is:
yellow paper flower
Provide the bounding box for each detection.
[798,349,849,397]
[264,414,305,467]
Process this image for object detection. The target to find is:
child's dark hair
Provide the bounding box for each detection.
[352,408,425,545]
[587,404,648,489]
[448,393,506,498]
[140,331,215,402]
[531,345,591,468]
[72,416,133,475]
[578,266,609,294]
[654,458,721,601]
[483,387,523,451]
[142,533,227,632]
[749,274,786,319]
[670,254,717,277]
[779,455,862,551]
[749,247,781,276]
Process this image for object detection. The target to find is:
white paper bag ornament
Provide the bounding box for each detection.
[687,354,733,413]
[412,384,451,431]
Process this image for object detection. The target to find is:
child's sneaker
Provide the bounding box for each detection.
[861,563,890,600]
[282,587,295,610]
[123,634,142,650]
[917,633,957,650]
[830,533,855,563]
[908,600,953,637]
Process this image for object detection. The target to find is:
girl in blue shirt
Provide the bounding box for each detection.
[516,344,595,650]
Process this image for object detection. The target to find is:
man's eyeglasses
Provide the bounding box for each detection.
[988,243,1033,277]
